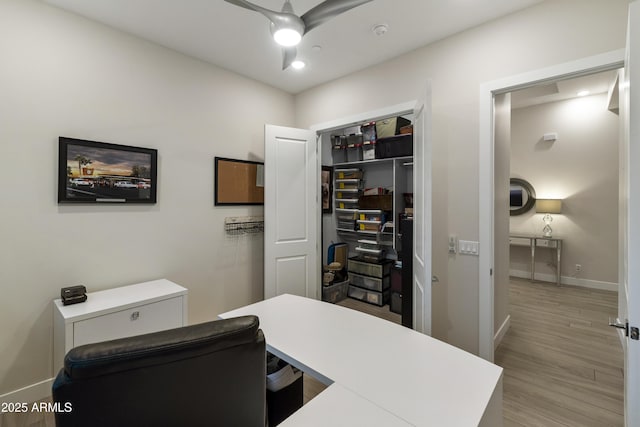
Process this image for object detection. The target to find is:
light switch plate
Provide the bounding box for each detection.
[459,240,479,256]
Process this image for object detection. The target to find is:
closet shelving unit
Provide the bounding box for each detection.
[323,121,413,307]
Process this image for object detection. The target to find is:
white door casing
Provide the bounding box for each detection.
[266,97,433,334]
[264,125,318,299]
[311,98,432,336]
[478,49,625,362]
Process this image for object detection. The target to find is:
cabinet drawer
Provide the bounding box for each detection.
[348,285,389,307]
[349,272,390,292]
[73,297,183,347]
[536,239,558,248]
[348,257,393,278]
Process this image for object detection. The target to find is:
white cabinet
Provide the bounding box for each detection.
[53,279,188,373]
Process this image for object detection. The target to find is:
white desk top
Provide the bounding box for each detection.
[221,294,503,427]
[280,383,412,427]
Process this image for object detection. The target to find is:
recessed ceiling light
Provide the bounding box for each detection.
[311,45,322,53]
[291,60,306,70]
[577,90,590,97]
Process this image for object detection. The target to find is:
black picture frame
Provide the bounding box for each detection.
[214,157,264,206]
[58,137,158,204]
[322,166,333,214]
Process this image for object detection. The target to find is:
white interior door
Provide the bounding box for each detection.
[412,83,432,335]
[264,125,318,299]
[620,3,639,425]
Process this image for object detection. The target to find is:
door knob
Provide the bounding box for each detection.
[609,318,639,340]
[608,317,628,335]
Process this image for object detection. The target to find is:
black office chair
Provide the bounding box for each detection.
[52,315,266,427]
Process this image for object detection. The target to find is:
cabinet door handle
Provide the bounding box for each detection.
[130,311,140,321]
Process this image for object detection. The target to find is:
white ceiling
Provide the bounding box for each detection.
[42,0,544,94]
[510,69,619,109]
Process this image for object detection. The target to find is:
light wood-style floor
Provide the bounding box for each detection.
[497,277,623,426]
[2,283,622,426]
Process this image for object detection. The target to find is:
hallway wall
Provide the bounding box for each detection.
[510,93,619,288]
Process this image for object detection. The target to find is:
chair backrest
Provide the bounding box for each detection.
[52,315,265,427]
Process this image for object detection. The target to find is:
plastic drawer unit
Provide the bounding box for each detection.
[348,257,393,278]
[349,272,390,292]
[347,285,390,307]
[322,279,349,304]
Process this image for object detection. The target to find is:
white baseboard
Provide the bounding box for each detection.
[509,269,617,292]
[494,315,511,350]
[0,378,53,404]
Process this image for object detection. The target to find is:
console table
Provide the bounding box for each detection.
[509,234,563,286]
[220,294,503,426]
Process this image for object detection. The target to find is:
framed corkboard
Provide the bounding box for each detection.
[214,157,264,205]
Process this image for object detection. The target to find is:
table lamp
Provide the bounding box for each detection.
[535,199,562,237]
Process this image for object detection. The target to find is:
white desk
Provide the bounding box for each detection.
[220,294,503,426]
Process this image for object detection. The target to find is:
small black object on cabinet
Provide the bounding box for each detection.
[61,285,87,306]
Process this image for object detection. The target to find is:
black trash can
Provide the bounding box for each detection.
[266,354,303,426]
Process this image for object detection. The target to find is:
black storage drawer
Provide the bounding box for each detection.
[390,291,402,314]
[375,134,413,159]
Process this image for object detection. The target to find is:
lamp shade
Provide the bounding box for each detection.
[535,199,562,214]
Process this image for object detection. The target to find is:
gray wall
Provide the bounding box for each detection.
[510,93,619,286]
[295,0,629,353]
[0,0,294,396]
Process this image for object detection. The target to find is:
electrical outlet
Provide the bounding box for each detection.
[575,264,582,272]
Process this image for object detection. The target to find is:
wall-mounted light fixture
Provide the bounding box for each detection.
[535,199,562,237]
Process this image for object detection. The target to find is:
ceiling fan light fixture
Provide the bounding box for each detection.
[273,27,302,46]
[224,0,374,68]
[291,60,306,69]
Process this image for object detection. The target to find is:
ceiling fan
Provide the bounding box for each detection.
[224,0,374,70]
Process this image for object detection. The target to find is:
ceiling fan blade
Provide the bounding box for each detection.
[301,0,373,33]
[223,0,282,24]
[282,46,297,70]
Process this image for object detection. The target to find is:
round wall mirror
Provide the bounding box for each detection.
[509,178,536,216]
